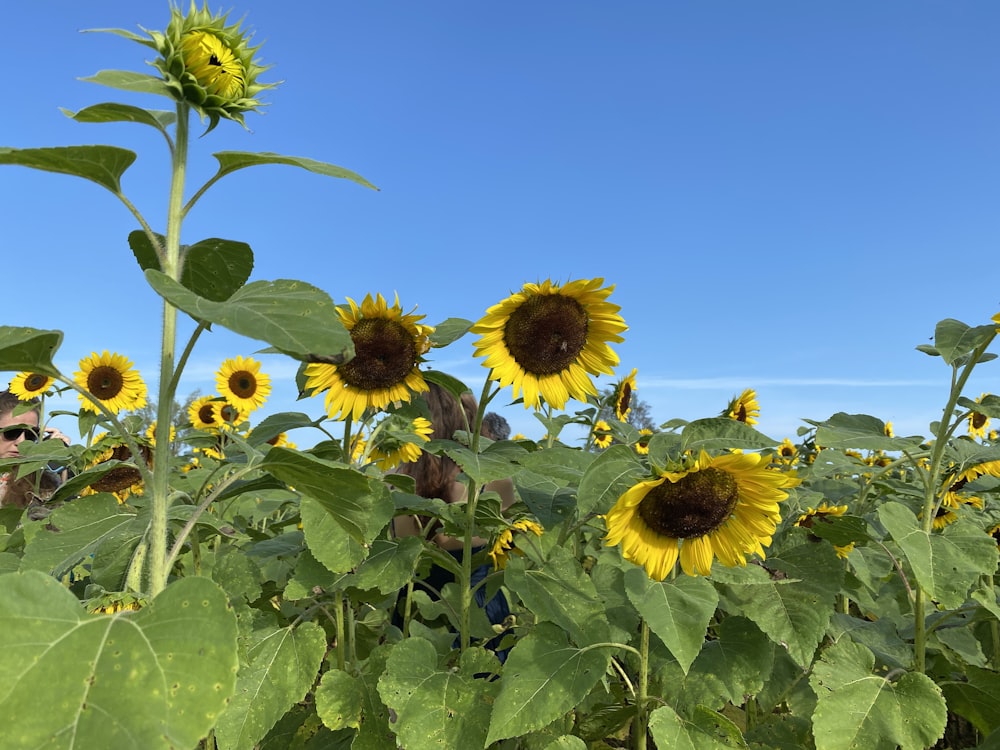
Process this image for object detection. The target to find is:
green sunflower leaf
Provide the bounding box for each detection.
[62,103,176,137]
[214,621,327,750]
[245,412,319,447]
[428,317,472,347]
[347,537,425,595]
[512,468,580,528]
[20,493,137,577]
[670,616,777,713]
[933,318,997,366]
[576,444,646,517]
[807,513,870,548]
[130,231,255,302]
[263,449,393,546]
[802,413,921,451]
[0,571,238,750]
[713,542,844,667]
[485,622,610,745]
[0,326,62,376]
[378,639,497,750]
[681,417,778,451]
[0,145,136,193]
[317,648,396,749]
[877,502,999,609]
[144,270,354,361]
[209,151,379,192]
[504,546,610,648]
[648,704,749,749]
[940,665,1000,736]
[810,639,946,750]
[539,736,588,750]
[79,69,173,97]
[625,568,718,675]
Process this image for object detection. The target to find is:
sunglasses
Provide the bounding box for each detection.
[1,426,40,442]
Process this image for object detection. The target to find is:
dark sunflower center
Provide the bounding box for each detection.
[618,383,632,414]
[339,318,418,390]
[91,445,151,494]
[219,404,241,424]
[87,366,124,400]
[637,468,739,538]
[503,294,588,376]
[198,404,217,424]
[779,445,795,457]
[735,404,749,422]
[972,412,988,429]
[25,374,48,392]
[228,371,257,399]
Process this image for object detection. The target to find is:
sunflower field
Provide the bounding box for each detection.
[1,5,999,750]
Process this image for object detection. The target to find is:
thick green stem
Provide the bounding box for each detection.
[148,103,190,597]
[634,619,649,750]
[334,590,346,671]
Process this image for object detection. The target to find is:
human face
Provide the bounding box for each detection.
[0,408,40,460]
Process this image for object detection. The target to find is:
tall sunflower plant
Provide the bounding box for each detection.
[2,6,1000,750]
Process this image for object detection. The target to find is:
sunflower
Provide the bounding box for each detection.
[188,395,223,431]
[795,502,854,559]
[604,450,797,579]
[724,388,759,426]
[216,355,271,413]
[83,437,152,503]
[988,523,1000,548]
[265,432,297,450]
[612,368,638,421]
[968,394,991,439]
[883,421,894,438]
[213,401,248,431]
[369,416,433,471]
[145,421,176,448]
[776,438,798,465]
[592,420,613,449]
[941,459,1000,510]
[9,372,54,400]
[471,278,627,411]
[304,293,432,421]
[489,518,544,570]
[74,351,147,415]
[635,428,653,455]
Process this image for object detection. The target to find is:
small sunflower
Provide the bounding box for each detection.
[471,278,627,411]
[304,293,432,422]
[592,420,613,449]
[145,421,176,448]
[213,401,248,431]
[188,396,223,431]
[795,502,854,559]
[9,372,54,400]
[883,421,894,438]
[265,432,297,450]
[612,368,638,422]
[968,394,991,439]
[216,355,271,413]
[369,416,433,471]
[489,518,544,570]
[724,388,759,426]
[635,428,653,456]
[604,450,797,579]
[776,438,798,464]
[74,351,147,415]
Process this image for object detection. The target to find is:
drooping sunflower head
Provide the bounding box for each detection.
[369,415,433,472]
[969,394,991,439]
[612,368,638,422]
[74,351,147,415]
[304,293,433,422]
[265,432,297,450]
[153,1,276,131]
[724,388,759,426]
[9,372,54,401]
[84,436,152,503]
[216,355,271,413]
[489,518,544,570]
[604,450,797,579]
[471,278,627,411]
[592,420,613,450]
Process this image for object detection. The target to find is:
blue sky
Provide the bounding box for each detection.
[3,1,999,447]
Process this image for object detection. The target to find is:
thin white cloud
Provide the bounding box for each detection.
[641,377,940,389]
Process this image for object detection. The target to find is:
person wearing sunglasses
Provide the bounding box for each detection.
[0,389,71,508]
